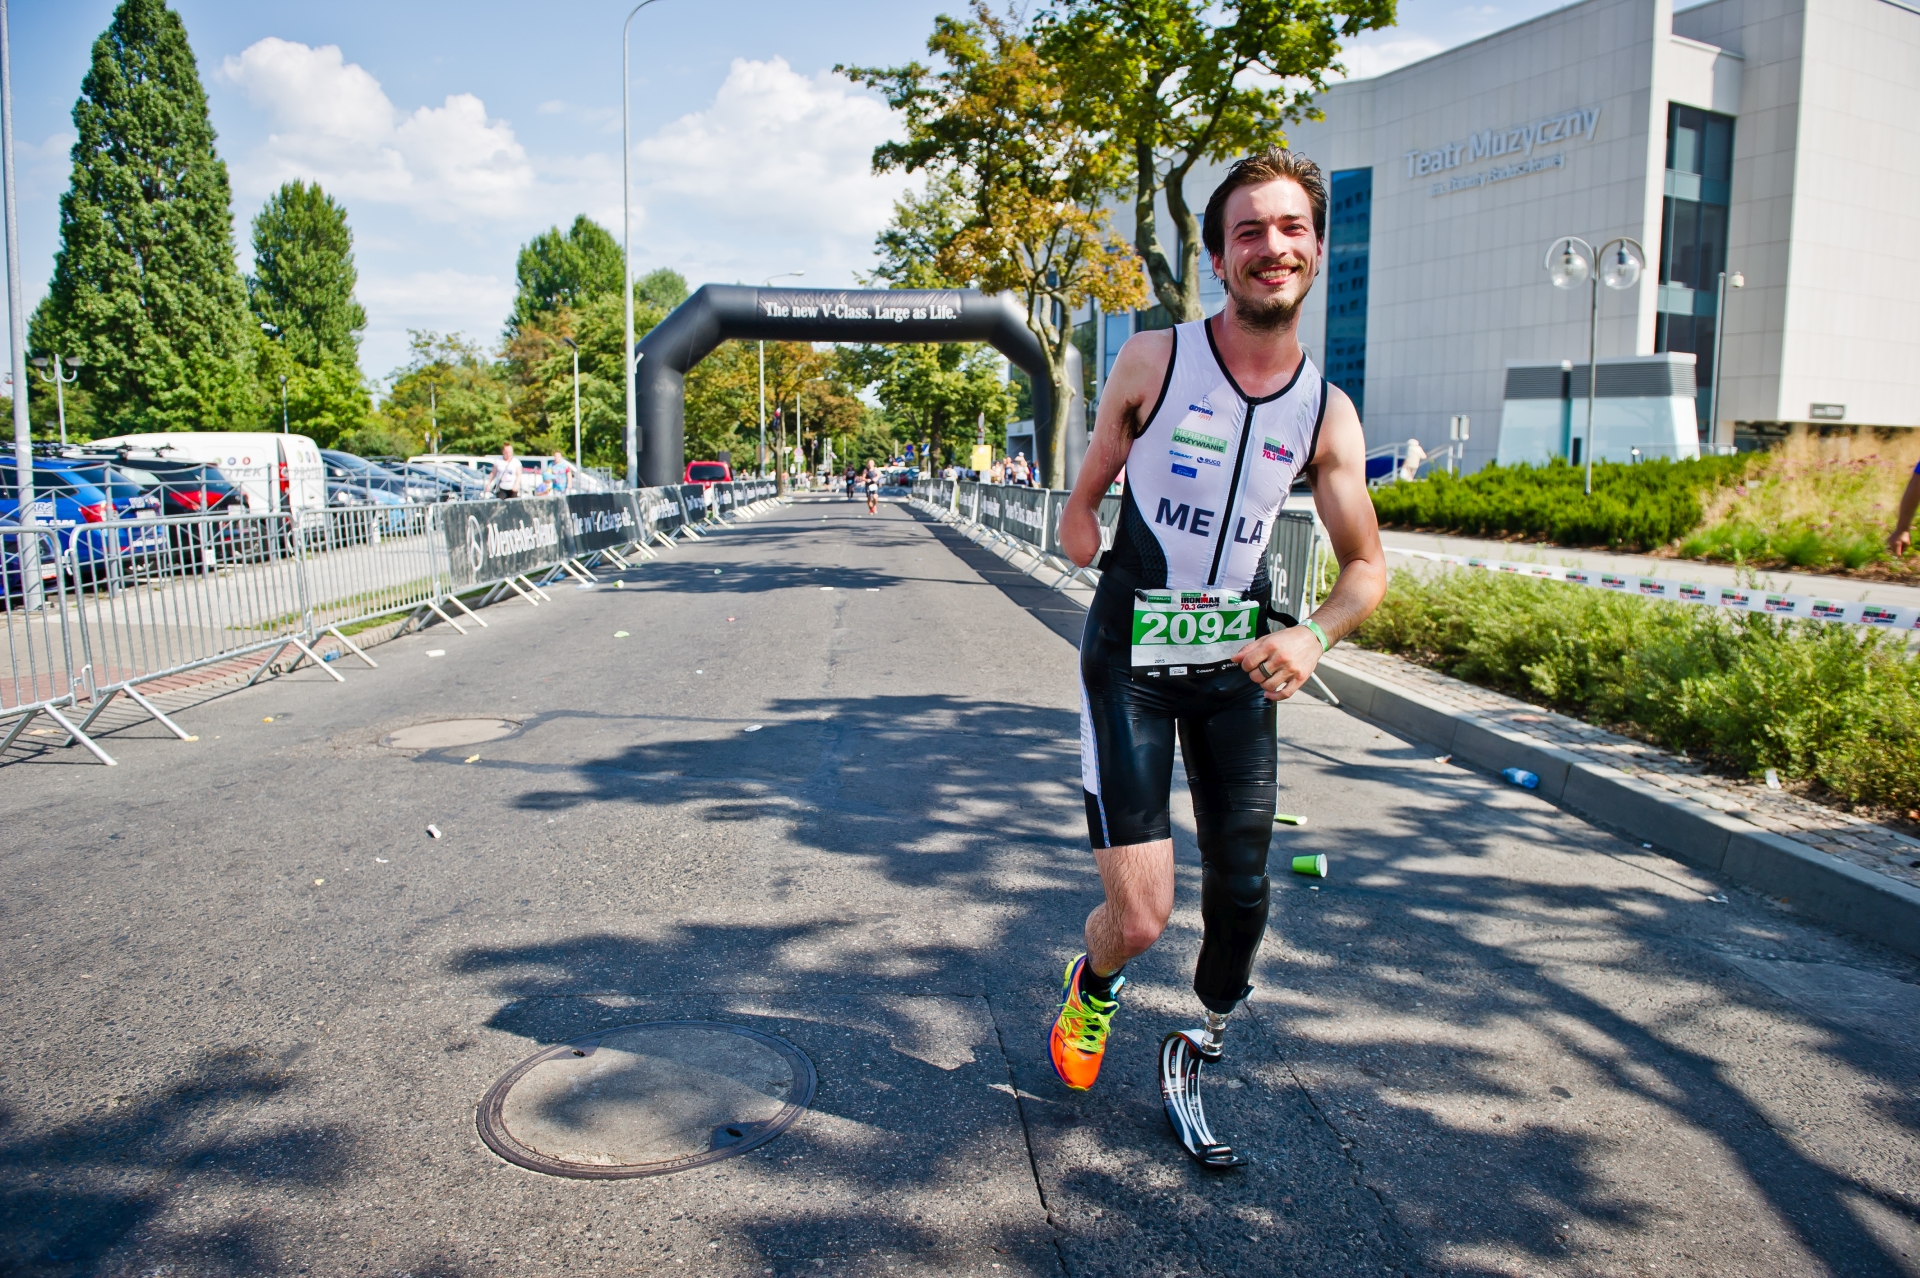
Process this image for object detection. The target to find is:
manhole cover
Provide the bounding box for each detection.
[476,1021,816,1179]
[380,718,519,749]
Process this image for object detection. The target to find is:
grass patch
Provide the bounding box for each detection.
[1371,455,1757,551]
[1677,456,1914,577]
[1353,566,1920,812]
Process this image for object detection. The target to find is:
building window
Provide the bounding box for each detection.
[1655,103,1733,436]
[1102,311,1130,383]
[1325,167,1372,419]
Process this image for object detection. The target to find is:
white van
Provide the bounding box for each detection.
[92,432,327,515]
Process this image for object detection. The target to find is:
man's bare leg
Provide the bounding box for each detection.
[1086,838,1176,977]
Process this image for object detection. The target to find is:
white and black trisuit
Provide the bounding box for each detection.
[1079,315,1327,1014]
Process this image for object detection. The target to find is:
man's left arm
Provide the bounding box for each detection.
[1233,384,1387,700]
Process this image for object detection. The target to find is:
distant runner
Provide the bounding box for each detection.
[1049,148,1386,1166]
[864,462,879,515]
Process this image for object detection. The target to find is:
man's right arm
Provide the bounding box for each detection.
[1058,330,1173,567]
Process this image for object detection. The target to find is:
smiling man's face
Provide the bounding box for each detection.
[1211,178,1323,332]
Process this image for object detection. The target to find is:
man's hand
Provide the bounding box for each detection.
[1059,501,1103,567]
[1893,527,1913,559]
[1234,626,1323,701]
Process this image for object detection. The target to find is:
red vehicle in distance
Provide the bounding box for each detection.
[684,460,732,483]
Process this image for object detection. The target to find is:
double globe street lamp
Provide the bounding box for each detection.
[30,353,79,446]
[1544,234,1645,495]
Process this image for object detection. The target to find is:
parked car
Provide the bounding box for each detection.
[0,453,137,584]
[96,454,246,517]
[685,460,733,484]
[389,461,486,500]
[90,432,326,516]
[321,449,443,504]
[324,481,411,542]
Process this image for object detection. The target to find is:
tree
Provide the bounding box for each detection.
[1038,0,1396,321]
[29,0,257,435]
[498,237,687,466]
[246,179,370,444]
[507,215,688,338]
[248,180,367,366]
[379,332,515,456]
[845,4,1148,486]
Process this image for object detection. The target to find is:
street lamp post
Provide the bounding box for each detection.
[277,373,289,435]
[759,271,803,485]
[30,354,78,446]
[622,0,666,491]
[1707,269,1745,453]
[560,336,581,470]
[427,382,438,456]
[798,376,827,490]
[1545,235,1645,496]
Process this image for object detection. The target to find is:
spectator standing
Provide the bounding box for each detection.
[490,444,522,499]
[547,452,572,496]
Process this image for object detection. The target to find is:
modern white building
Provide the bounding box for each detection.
[1086,0,1920,471]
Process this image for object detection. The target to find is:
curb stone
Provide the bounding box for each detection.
[1317,656,1920,961]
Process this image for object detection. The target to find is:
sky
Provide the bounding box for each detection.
[6,0,1573,386]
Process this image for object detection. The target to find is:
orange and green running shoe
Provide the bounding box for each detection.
[1049,954,1124,1091]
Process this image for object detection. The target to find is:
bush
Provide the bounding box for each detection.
[1372,455,1757,551]
[1675,456,1911,575]
[1354,567,1920,812]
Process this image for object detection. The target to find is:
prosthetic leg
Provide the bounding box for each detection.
[1159,1009,1246,1168]
[1159,807,1272,1170]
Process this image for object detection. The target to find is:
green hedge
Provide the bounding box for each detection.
[1371,456,1757,551]
[1354,567,1920,812]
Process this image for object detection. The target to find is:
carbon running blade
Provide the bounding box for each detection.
[1158,1031,1247,1170]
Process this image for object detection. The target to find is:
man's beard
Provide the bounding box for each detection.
[1225,260,1309,332]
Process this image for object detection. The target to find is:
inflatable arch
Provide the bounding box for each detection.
[630,285,1083,488]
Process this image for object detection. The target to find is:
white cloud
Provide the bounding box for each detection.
[1334,35,1449,81]
[217,38,535,222]
[629,57,909,283]
[355,269,515,376]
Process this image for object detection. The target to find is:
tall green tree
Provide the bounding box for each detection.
[506,215,623,337]
[1037,0,1397,322]
[29,0,257,435]
[380,332,515,456]
[845,4,1147,486]
[248,179,366,367]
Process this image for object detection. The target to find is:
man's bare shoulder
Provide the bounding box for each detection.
[1104,329,1176,416]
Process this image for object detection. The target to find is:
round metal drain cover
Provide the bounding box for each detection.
[476,1021,816,1179]
[381,718,519,749]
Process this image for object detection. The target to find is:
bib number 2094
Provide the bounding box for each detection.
[1131,592,1257,672]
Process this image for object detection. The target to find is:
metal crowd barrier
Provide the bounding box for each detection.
[910,481,1326,616]
[2,479,787,765]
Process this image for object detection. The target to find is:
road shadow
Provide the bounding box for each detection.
[0,1045,354,1277]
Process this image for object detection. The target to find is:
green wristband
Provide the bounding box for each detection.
[1302,618,1330,652]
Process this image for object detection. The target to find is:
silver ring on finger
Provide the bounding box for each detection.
[1256,661,1273,681]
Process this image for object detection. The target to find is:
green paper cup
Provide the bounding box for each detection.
[1291,853,1328,878]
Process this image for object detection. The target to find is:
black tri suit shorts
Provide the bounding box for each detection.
[1078,573,1279,850]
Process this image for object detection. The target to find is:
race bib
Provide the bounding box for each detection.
[1131,590,1258,675]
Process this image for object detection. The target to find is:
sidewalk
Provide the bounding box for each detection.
[1330,644,1920,893]
[1379,529,1920,611]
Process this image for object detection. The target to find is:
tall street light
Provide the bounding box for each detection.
[622,0,667,492]
[277,373,289,435]
[1,0,41,609]
[798,375,827,489]
[759,270,803,481]
[1707,269,1745,453]
[1545,234,1645,495]
[30,354,78,446]
[560,336,581,469]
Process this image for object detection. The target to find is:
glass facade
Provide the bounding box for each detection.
[1655,103,1734,435]
[1325,168,1372,418]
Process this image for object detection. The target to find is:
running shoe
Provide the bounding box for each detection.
[1049,954,1124,1091]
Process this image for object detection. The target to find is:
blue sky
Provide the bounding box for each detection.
[7,0,1566,385]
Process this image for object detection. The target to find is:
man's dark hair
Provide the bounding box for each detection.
[1202,148,1328,259]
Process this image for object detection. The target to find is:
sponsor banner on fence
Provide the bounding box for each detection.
[638,486,684,537]
[563,492,641,554]
[442,497,568,589]
[1389,546,1920,631]
[1000,486,1049,549]
[679,484,709,523]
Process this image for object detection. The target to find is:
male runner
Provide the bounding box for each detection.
[1048,147,1386,1095]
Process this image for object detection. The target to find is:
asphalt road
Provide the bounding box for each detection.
[2,495,1916,1278]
